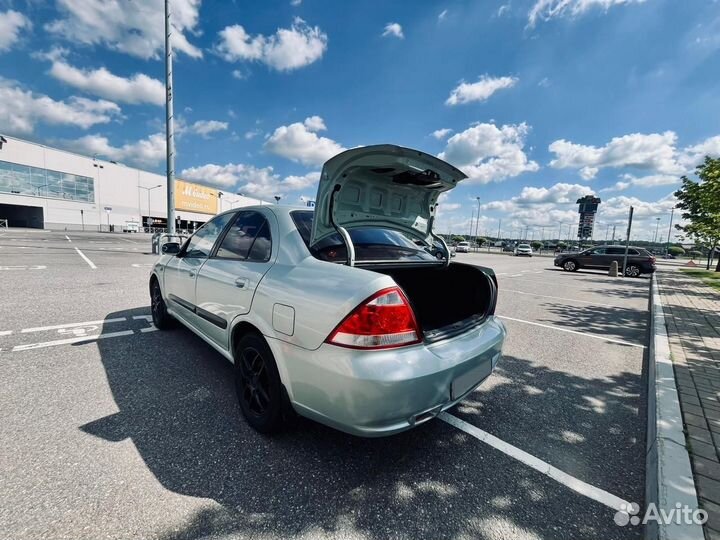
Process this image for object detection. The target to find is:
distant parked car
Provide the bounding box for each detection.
[456,241,470,253]
[662,253,676,259]
[502,244,515,252]
[514,244,533,257]
[554,245,656,277]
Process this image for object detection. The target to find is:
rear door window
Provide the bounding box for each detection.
[215,211,272,262]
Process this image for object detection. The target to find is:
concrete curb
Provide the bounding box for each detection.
[645,273,704,540]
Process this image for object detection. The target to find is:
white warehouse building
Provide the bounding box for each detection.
[0,135,266,231]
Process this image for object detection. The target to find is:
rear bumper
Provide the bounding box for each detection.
[268,316,506,437]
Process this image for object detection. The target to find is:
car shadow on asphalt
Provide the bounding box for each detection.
[79,307,643,540]
[536,301,649,345]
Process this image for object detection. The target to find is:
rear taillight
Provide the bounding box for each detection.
[650,256,656,263]
[326,287,421,350]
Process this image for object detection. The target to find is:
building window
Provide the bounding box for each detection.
[0,160,95,203]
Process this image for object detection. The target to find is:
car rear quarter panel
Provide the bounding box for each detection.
[233,209,394,351]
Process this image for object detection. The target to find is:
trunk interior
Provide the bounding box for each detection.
[371,262,497,341]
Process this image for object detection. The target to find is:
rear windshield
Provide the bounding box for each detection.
[291,210,437,263]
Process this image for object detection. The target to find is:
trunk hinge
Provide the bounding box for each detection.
[330,184,355,267]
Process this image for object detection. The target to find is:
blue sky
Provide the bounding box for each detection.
[1,0,718,240]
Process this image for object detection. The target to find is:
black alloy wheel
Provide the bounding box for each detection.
[234,334,283,433]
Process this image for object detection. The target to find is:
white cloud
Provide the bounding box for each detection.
[680,135,720,168]
[216,17,327,71]
[63,133,166,168]
[264,116,346,166]
[180,163,320,199]
[303,115,326,131]
[189,120,229,138]
[497,4,511,17]
[0,10,31,52]
[446,75,518,106]
[291,0,302,5]
[231,69,247,80]
[0,79,121,134]
[281,171,321,191]
[48,60,164,106]
[431,128,453,140]
[549,131,684,178]
[438,9,448,21]
[244,129,261,140]
[579,166,598,180]
[46,0,202,59]
[438,122,539,183]
[382,23,404,39]
[601,173,680,192]
[528,0,647,27]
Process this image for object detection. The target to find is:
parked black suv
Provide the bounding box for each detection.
[554,245,656,277]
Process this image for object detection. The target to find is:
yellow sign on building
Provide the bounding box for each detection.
[175,180,218,215]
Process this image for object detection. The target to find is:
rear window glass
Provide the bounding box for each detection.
[291,210,436,263]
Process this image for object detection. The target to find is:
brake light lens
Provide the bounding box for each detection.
[327,287,421,349]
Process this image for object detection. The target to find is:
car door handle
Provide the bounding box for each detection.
[189,271,195,277]
[235,278,249,289]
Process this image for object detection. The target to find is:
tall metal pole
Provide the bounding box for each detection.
[469,209,474,238]
[622,206,634,276]
[165,0,176,235]
[474,197,481,251]
[653,217,661,245]
[497,219,501,242]
[666,208,674,255]
[612,224,616,243]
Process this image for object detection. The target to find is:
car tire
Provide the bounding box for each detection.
[625,265,641,278]
[150,279,174,330]
[563,260,578,272]
[234,333,284,434]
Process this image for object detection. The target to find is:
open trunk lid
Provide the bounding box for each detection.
[309,145,467,253]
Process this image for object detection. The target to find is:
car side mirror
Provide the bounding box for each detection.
[162,242,181,255]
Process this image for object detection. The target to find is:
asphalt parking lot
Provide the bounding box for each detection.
[0,230,650,540]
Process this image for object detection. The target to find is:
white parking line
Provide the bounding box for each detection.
[74,247,97,269]
[501,289,622,309]
[498,315,646,348]
[133,315,158,332]
[0,265,46,270]
[0,330,12,336]
[439,412,630,511]
[65,235,72,242]
[12,330,135,351]
[20,317,126,333]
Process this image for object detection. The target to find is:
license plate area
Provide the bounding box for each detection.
[451,361,492,400]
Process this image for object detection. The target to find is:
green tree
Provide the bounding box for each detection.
[452,235,466,244]
[674,156,720,271]
[531,241,543,251]
[667,246,685,257]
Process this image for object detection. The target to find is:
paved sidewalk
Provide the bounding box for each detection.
[657,269,720,539]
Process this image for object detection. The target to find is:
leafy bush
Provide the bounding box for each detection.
[688,250,702,258]
[668,246,685,256]
[531,241,543,251]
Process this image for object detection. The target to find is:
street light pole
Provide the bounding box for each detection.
[653,217,661,245]
[666,207,675,255]
[139,184,163,228]
[165,0,176,236]
[474,197,481,251]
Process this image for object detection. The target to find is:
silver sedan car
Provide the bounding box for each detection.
[150,145,506,437]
